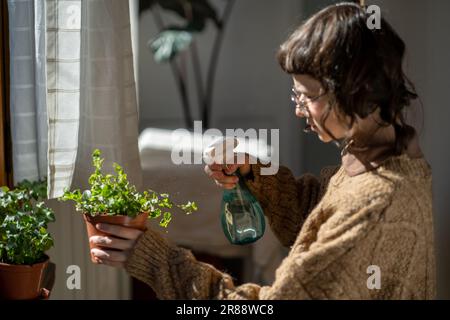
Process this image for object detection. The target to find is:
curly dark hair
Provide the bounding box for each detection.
[277,2,417,154]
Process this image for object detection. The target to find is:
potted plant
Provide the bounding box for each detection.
[60,149,198,263]
[140,0,236,129]
[0,180,55,300]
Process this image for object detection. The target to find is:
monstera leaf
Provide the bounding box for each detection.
[141,0,222,62]
[149,28,193,62]
[140,0,235,128]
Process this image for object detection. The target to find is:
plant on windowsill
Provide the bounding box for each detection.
[0,179,55,300]
[60,149,198,263]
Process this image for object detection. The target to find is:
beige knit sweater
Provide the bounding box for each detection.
[126,133,436,300]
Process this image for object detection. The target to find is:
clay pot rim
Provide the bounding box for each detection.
[83,212,149,234]
[0,254,50,271]
[83,212,149,218]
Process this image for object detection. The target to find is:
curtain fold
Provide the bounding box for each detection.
[8,0,47,184]
[74,0,142,190]
[46,0,142,197]
[46,0,81,199]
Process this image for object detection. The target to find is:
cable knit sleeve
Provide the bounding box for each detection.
[125,190,389,300]
[243,163,339,247]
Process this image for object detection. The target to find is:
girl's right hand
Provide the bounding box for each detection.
[204,153,251,190]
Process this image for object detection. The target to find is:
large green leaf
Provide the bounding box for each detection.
[149,29,193,62]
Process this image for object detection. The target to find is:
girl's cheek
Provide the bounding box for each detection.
[308,104,323,118]
[310,110,322,124]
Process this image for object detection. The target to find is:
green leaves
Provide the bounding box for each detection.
[16,179,47,201]
[178,201,198,214]
[144,0,222,63]
[60,149,198,228]
[0,180,55,265]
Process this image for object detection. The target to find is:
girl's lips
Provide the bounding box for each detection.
[305,118,318,132]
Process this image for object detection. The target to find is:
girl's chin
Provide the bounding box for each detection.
[307,125,333,142]
[316,132,332,143]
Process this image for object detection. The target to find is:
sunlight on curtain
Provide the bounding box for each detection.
[74,0,142,189]
[8,0,47,183]
[46,0,142,198]
[46,0,81,199]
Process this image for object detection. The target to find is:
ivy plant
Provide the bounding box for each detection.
[60,149,198,228]
[0,180,55,265]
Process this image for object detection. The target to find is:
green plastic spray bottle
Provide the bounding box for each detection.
[204,137,265,245]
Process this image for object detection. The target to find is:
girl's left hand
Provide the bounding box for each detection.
[89,223,144,268]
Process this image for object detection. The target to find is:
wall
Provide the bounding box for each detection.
[424,0,450,299]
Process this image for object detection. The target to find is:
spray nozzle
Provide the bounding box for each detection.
[203,137,239,166]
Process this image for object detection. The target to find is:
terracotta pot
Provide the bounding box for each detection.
[0,256,49,300]
[83,212,148,263]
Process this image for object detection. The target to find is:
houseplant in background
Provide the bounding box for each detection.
[60,149,198,263]
[141,0,236,129]
[0,180,55,300]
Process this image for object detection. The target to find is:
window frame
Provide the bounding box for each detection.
[1,1,13,188]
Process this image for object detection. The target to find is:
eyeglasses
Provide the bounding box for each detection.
[290,88,327,116]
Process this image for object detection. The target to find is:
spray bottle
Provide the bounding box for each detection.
[204,137,265,245]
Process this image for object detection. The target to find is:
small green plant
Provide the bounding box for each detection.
[0,180,54,265]
[60,149,198,228]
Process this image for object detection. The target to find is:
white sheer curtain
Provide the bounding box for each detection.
[46,0,142,198]
[46,0,81,199]
[8,0,47,184]
[74,0,142,187]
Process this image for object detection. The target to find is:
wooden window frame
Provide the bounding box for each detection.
[1,0,13,188]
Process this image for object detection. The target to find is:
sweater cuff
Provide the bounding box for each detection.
[243,161,267,192]
[243,160,280,204]
[125,229,173,289]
